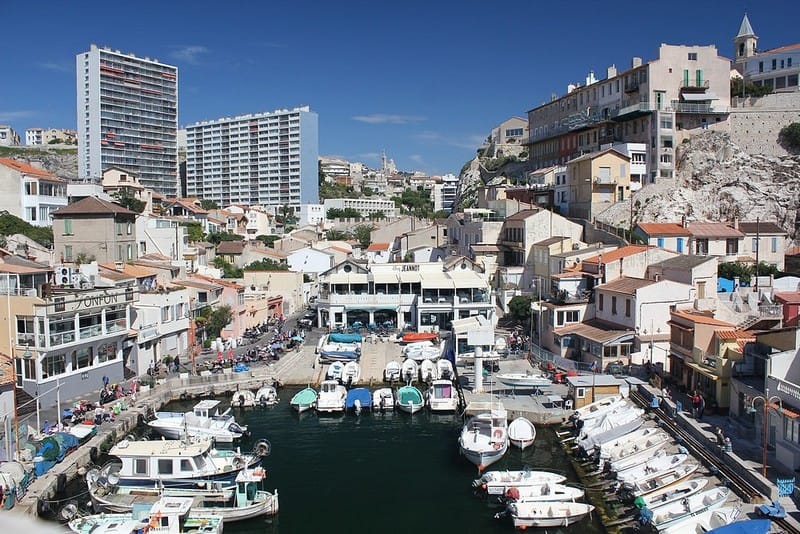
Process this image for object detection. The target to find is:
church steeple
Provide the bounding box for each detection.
[734,13,758,67]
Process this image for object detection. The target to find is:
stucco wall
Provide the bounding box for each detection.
[730,92,800,156]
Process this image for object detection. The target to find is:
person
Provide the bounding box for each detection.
[698,394,706,420]
[691,391,701,418]
[661,387,671,402]
[102,375,109,388]
[173,355,180,373]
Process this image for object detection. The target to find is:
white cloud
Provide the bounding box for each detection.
[39,62,71,73]
[409,154,426,166]
[352,113,426,125]
[0,110,34,122]
[169,45,209,65]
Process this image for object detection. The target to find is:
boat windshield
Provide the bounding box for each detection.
[194,455,207,470]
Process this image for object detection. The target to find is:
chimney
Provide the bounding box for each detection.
[681,215,687,228]
[607,65,617,79]
[631,57,642,68]
[733,216,739,230]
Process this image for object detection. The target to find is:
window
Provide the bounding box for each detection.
[789,58,794,68]
[576,387,586,399]
[126,222,132,235]
[752,237,759,252]
[772,59,777,70]
[625,299,631,317]
[726,238,739,255]
[660,117,673,129]
[505,128,523,137]
[656,237,665,248]
[564,310,579,323]
[64,245,73,262]
[97,343,116,363]
[599,294,604,311]
[695,238,708,255]
[24,182,38,195]
[64,219,73,235]
[127,244,133,260]
[157,459,173,475]
[162,306,171,322]
[71,347,93,370]
[759,61,764,73]
[771,237,778,253]
[180,459,192,471]
[677,238,684,253]
[611,296,618,314]
[42,353,66,378]
[116,222,123,235]
[688,52,697,61]
[134,459,147,475]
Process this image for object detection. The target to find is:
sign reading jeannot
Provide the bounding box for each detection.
[45,287,137,314]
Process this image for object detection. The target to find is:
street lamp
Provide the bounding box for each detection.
[746,393,782,478]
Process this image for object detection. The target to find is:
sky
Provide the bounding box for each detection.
[1,0,799,176]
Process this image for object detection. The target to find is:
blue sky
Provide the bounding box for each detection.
[1,0,799,176]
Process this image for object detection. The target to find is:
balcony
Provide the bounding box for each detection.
[613,102,653,119]
[593,175,617,185]
[680,79,710,90]
[759,304,783,318]
[672,103,729,114]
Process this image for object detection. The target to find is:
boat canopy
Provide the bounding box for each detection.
[329,333,362,343]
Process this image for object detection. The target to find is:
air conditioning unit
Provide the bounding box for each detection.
[57,266,72,286]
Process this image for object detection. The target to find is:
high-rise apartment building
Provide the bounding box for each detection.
[77,45,179,196]
[185,106,319,206]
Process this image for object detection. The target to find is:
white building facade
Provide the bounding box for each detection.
[323,197,397,218]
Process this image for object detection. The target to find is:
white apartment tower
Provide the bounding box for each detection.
[185,107,319,206]
[77,45,179,196]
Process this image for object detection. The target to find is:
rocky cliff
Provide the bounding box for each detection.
[0,146,78,180]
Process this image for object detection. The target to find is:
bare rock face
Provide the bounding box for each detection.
[1,147,78,180]
[454,156,482,210]
[597,131,800,241]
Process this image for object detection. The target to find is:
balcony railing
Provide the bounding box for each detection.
[593,175,617,185]
[613,102,653,118]
[672,103,729,114]
[680,80,710,89]
[759,304,784,318]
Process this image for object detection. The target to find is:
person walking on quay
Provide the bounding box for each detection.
[691,391,701,418]
[697,394,706,420]
[173,355,180,373]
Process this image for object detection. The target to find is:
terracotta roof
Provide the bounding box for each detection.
[761,42,800,54]
[582,245,650,264]
[173,278,223,291]
[167,198,208,214]
[97,267,134,281]
[138,252,172,261]
[0,158,60,180]
[566,147,629,164]
[250,248,288,259]
[366,242,390,252]
[597,276,655,295]
[195,274,243,290]
[687,222,743,238]
[554,319,634,344]
[774,291,800,305]
[636,222,691,237]
[737,222,786,235]
[786,246,800,257]
[716,329,753,340]
[671,309,735,327]
[216,241,245,255]
[51,196,136,217]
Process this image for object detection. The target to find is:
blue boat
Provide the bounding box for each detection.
[329,332,362,343]
[345,388,372,414]
[706,519,770,534]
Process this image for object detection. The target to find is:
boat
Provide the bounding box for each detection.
[405,344,443,362]
[345,388,372,415]
[635,478,710,512]
[419,358,438,382]
[255,385,279,407]
[148,400,248,443]
[383,361,402,382]
[396,385,424,414]
[622,462,700,498]
[616,454,689,484]
[316,380,347,413]
[575,399,632,426]
[318,338,361,362]
[494,372,552,389]
[86,467,279,522]
[647,487,731,531]
[507,417,536,450]
[571,395,625,420]
[704,518,769,534]
[427,379,459,412]
[598,428,671,467]
[68,421,98,440]
[400,359,418,383]
[341,361,361,386]
[402,340,435,358]
[326,361,345,381]
[231,389,256,408]
[502,501,595,528]
[577,406,643,438]
[0,461,34,508]
[68,495,224,533]
[473,469,567,496]
[372,388,395,411]
[459,410,509,470]
[402,332,438,343]
[290,387,318,413]
[577,416,645,455]
[499,483,584,505]
[328,332,362,343]
[609,445,668,474]
[436,358,454,381]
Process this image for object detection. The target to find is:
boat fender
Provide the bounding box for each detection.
[37,498,50,516]
[493,428,503,440]
[89,446,99,463]
[56,473,67,495]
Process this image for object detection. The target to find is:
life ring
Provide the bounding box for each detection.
[493,428,503,440]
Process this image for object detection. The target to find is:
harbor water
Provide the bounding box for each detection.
[157,387,605,534]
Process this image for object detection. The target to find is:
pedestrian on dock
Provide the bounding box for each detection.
[698,394,706,420]
[173,355,180,373]
[690,391,701,418]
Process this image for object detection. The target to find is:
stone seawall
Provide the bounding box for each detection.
[730,92,800,157]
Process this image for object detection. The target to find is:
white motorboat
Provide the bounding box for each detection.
[577,407,643,439]
[436,358,455,381]
[599,428,671,467]
[609,445,668,474]
[396,385,425,414]
[68,496,224,534]
[148,400,248,443]
[383,360,402,382]
[87,467,279,522]
[637,478,710,512]
[500,483,584,504]
[473,469,567,496]
[507,417,536,450]
[427,379,459,412]
[231,389,256,408]
[316,380,347,413]
[503,501,595,528]
[662,506,741,534]
[341,361,361,386]
[575,399,631,425]
[648,487,731,531]
[401,359,418,383]
[571,395,625,420]
[255,385,279,407]
[578,415,644,455]
[372,387,395,411]
[616,454,689,484]
[402,340,434,356]
[623,462,700,498]
[290,387,317,413]
[494,372,551,389]
[87,438,263,488]
[419,358,438,382]
[459,410,509,470]
[326,361,345,381]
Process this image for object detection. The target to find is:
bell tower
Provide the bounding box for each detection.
[734,13,758,72]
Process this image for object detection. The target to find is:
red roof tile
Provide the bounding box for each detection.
[0,158,62,181]
[671,309,735,327]
[774,291,800,305]
[636,222,691,237]
[582,245,650,264]
[366,242,390,252]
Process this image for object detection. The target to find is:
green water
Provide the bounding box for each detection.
[156,388,606,533]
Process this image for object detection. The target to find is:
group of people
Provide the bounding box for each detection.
[691,390,706,420]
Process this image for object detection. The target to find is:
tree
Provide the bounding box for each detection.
[111,188,146,214]
[352,224,375,248]
[326,229,348,241]
[206,306,233,339]
[507,295,534,323]
[276,204,298,227]
[731,77,773,99]
[0,211,53,247]
[200,199,219,210]
[255,234,279,247]
[212,257,243,278]
[369,211,386,221]
[207,232,241,245]
[779,123,800,151]
[432,210,451,220]
[181,222,205,243]
[244,258,288,271]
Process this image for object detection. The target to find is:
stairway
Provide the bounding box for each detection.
[14,387,37,417]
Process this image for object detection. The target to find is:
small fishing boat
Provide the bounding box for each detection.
[345,387,372,415]
[598,428,670,467]
[318,341,361,363]
[436,358,454,380]
[577,406,643,438]
[459,410,509,470]
[578,416,644,455]
[622,462,700,498]
[473,469,566,496]
[148,400,248,443]
[499,483,584,505]
[427,379,459,412]
[571,395,625,420]
[328,332,362,343]
[372,388,395,412]
[402,332,438,343]
[609,445,667,474]
[290,387,318,413]
[68,495,224,533]
[419,358,438,382]
[402,340,435,358]
[646,487,731,531]
[400,359,418,383]
[231,389,256,408]
[316,380,347,413]
[494,372,551,389]
[507,417,536,450]
[326,361,345,381]
[635,478,709,512]
[616,454,689,484]
[255,385,279,407]
[502,501,595,528]
[405,345,443,362]
[341,361,361,386]
[396,385,424,414]
[383,361,402,382]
